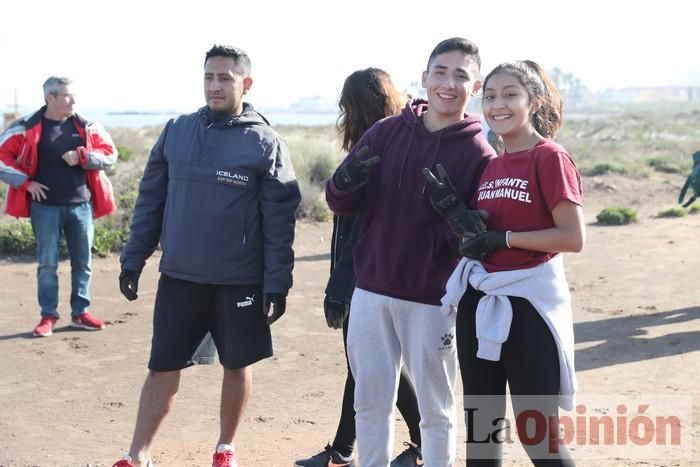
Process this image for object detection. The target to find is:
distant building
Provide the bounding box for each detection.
[288,96,337,113]
[600,86,700,103]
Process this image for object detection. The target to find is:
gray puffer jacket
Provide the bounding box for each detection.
[120,104,301,294]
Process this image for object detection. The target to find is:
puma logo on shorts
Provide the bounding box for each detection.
[237,295,255,308]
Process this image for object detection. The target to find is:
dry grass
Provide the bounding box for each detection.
[1,106,699,254]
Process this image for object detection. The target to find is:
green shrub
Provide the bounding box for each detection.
[0,218,128,258]
[93,222,128,257]
[646,158,681,174]
[582,162,626,176]
[305,154,336,185]
[688,203,700,214]
[115,191,137,232]
[118,191,137,210]
[306,197,331,222]
[116,144,135,162]
[284,132,342,189]
[656,207,686,218]
[596,207,637,225]
[0,221,35,256]
[296,185,331,222]
[627,165,652,178]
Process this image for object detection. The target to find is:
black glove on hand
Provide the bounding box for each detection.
[263,293,287,325]
[423,164,487,236]
[119,270,141,301]
[445,206,488,237]
[459,231,509,260]
[334,146,381,192]
[324,295,349,330]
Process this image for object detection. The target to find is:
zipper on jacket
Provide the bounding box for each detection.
[331,219,341,269]
[242,208,247,249]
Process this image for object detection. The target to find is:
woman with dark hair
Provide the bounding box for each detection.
[294,68,423,467]
[440,60,584,466]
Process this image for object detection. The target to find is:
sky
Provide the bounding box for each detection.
[1,0,698,114]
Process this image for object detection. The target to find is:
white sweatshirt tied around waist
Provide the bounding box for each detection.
[441,254,576,410]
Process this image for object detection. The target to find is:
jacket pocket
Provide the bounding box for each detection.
[166,162,256,271]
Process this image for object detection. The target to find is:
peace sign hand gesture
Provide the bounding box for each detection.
[423,163,488,237]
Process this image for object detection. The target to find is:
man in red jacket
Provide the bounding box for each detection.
[0,76,117,337]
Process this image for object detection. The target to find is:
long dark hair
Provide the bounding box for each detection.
[483,60,563,138]
[337,68,405,151]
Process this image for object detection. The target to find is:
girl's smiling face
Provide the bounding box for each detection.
[482,72,539,140]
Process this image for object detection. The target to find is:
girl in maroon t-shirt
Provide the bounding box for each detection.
[457,61,584,466]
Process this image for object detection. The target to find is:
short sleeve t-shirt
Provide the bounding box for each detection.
[473,139,583,272]
[34,117,90,205]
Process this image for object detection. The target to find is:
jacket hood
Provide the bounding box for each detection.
[400,98,482,140]
[394,98,484,189]
[198,102,270,127]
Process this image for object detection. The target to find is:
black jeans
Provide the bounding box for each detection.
[457,286,575,467]
[331,308,422,457]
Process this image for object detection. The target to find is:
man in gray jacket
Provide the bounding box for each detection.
[113,45,301,467]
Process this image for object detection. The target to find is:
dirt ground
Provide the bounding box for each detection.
[0,173,698,467]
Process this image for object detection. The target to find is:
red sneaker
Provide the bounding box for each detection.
[33,316,58,337]
[112,460,134,467]
[112,455,153,467]
[70,311,105,331]
[213,444,238,467]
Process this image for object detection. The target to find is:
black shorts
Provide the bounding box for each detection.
[148,274,272,371]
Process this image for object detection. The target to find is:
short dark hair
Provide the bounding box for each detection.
[204,45,251,76]
[427,37,481,71]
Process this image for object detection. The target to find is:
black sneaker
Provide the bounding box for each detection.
[294,444,355,467]
[390,441,423,466]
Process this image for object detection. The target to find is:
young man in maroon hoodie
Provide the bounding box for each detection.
[325,37,496,467]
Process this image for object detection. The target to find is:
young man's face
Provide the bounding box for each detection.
[204,56,253,116]
[45,84,76,119]
[422,50,481,123]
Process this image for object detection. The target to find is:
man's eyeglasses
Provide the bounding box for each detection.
[51,92,77,99]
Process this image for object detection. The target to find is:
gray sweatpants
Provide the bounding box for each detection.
[347,288,457,467]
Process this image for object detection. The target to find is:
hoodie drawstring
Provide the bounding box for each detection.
[421,130,444,193]
[397,123,417,189]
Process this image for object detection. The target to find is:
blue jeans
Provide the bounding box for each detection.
[30,202,94,318]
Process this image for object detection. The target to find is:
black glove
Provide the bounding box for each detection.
[446,207,489,237]
[333,146,381,192]
[423,164,487,236]
[459,231,508,260]
[263,293,287,325]
[119,269,141,301]
[324,295,349,330]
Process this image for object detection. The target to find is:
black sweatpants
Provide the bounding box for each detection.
[457,286,575,467]
[331,309,422,458]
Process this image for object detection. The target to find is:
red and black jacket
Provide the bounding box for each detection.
[0,106,117,218]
